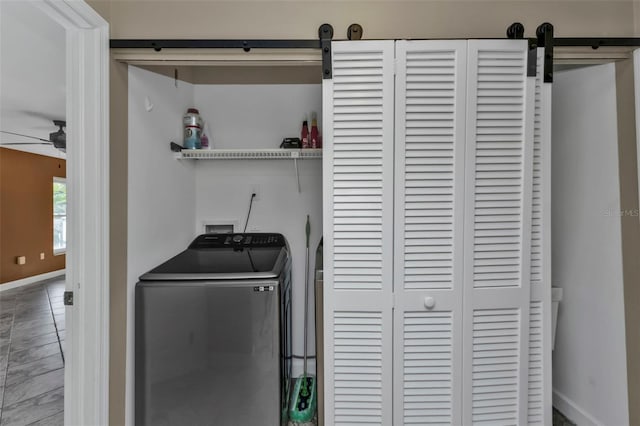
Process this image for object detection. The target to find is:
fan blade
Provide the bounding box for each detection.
[0,130,50,142]
[18,110,60,122]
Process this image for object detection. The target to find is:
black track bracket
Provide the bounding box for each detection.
[319,24,334,79]
[348,24,363,40]
[507,23,537,77]
[506,22,525,40]
[554,38,640,48]
[109,39,321,50]
[527,43,538,78]
[537,23,554,83]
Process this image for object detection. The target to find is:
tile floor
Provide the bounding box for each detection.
[0,277,578,426]
[553,408,577,426]
[0,278,65,426]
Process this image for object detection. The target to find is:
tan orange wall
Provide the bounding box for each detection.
[108,54,129,426]
[636,1,640,35]
[92,0,638,39]
[0,148,66,284]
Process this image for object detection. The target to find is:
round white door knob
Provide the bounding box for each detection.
[424,296,435,309]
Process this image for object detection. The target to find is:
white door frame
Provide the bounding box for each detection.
[35,1,110,425]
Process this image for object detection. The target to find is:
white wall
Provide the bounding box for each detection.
[127,66,198,423]
[194,84,322,149]
[0,1,66,159]
[127,80,324,417]
[194,84,323,375]
[551,63,629,426]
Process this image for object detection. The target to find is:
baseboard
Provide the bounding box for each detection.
[553,389,605,426]
[0,269,66,292]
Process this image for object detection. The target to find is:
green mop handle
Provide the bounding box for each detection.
[303,215,311,381]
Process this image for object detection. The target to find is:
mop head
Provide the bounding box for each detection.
[288,375,317,424]
[287,411,317,426]
[287,413,316,426]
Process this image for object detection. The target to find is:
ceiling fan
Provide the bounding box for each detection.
[0,120,66,153]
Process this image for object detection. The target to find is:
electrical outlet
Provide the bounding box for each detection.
[16,256,26,265]
[251,184,261,201]
[40,252,45,260]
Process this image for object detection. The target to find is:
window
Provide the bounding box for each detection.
[53,177,67,254]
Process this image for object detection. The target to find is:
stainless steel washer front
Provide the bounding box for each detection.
[135,233,292,426]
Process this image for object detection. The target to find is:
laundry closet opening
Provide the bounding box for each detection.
[126,59,325,347]
[114,30,640,426]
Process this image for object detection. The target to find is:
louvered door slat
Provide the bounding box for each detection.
[394,40,467,426]
[527,47,553,426]
[324,40,394,426]
[530,48,544,284]
[463,40,535,426]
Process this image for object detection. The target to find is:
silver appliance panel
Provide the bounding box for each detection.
[136,278,286,426]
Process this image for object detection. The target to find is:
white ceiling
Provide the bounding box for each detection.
[0,1,66,159]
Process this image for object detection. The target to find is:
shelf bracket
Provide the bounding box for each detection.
[319,24,334,79]
[292,151,301,193]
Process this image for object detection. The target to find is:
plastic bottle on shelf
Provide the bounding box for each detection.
[301,119,309,149]
[201,121,212,149]
[183,108,203,149]
[310,112,319,149]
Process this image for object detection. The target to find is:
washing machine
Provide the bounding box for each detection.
[135,233,292,426]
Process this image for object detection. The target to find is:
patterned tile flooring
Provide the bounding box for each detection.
[0,278,65,426]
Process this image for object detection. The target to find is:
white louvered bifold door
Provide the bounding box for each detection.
[323,40,395,425]
[527,47,552,426]
[462,40,536,426]
[393,40,467,426]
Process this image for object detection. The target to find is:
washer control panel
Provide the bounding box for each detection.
[189,233,286,249]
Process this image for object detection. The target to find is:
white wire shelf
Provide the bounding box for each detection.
[175,148,322,160]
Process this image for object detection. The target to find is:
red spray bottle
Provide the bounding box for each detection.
[301,119,309,148]
[310,112,319,149]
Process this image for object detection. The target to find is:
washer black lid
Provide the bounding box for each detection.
[139,233,288,281]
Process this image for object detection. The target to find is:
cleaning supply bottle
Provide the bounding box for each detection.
[201,131,209,149]
[310,112,319,149]
[301,119,309,149]
[201,121,212,149]
[183,108,203,149]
